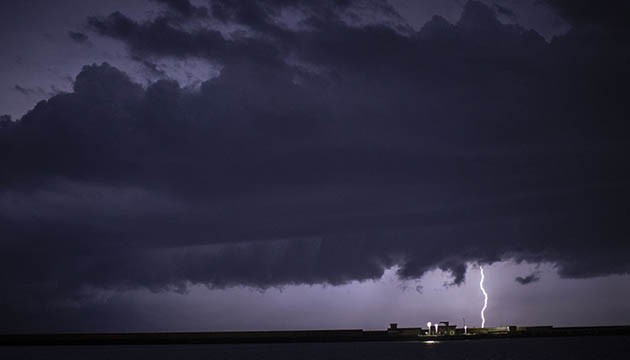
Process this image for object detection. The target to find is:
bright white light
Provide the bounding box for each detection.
[479,266,488,328]
[434,323,439,333]
[427,322,432,329]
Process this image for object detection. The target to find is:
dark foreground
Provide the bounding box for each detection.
[1,336,629,360]
[2,325,630,346]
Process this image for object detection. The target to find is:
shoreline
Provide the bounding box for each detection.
[2,325,630,346]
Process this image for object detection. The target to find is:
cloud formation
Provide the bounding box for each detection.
[515,273,541,285]
[1,0,629,330]
[152,0,209,18]
[545,0,630,28]
[67,31,90,44]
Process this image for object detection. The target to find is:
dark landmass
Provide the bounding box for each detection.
[2,325,630,346]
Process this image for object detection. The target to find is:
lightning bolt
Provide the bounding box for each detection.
[479,266,488,328]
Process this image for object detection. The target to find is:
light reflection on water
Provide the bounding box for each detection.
[0,336,629,359]
[423,340,440,344]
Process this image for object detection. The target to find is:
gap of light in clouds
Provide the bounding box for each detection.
[88,261,630,332]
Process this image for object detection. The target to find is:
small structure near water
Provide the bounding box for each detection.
[1,324,629,346]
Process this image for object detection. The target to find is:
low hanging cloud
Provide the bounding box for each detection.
[515,273,541,285]
[151,0,209,18]
[1,0,629,328]
[67,30,90,44]
[544,0,630,28]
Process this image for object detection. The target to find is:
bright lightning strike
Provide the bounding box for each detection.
[479,266,488,328]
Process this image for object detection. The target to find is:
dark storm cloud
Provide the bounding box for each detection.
[13,85,36,96]
[0,114,11,125]
[87,0,405,64]
[1,1,629,330]
[152,0,209,18]
[67,30,90,44]
[131,55,167,77]
[493,3,516,20]
[13,85,59,97]
[515,273,541,285]
[87,11,281,65]
[544,0,630,29]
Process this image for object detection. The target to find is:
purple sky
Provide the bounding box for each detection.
[1,0,629,333]
[90,261,630,332]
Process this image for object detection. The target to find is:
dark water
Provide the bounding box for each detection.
[1,336,629,359]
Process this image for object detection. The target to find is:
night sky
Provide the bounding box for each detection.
[1,0,629,333]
